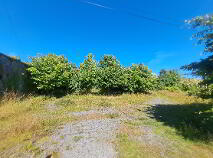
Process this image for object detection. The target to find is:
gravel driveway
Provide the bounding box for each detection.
[40,108,121,158]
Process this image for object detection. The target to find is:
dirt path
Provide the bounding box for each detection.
[4,98,173,158]
[36,98,173,158]
[39,108,122,158]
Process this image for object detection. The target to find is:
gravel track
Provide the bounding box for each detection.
[39,108,121,158]
[2,98,174,158]
[39,98,173,158]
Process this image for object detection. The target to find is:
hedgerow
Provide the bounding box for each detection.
[26,53,209,97]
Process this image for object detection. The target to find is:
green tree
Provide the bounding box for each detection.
[182,14,213,84]
[158,69,181,88]
[97,55,129,93]
[27,54,77,95]
[79,53,97,93]
[127,64,157,93]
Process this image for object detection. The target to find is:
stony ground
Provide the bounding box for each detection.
[2,91,213,158]
[25,98,172,158]
[4,96,212,158]
[40,109,121,158]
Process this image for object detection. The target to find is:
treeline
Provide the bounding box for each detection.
[27,53,159,95]
[3,53,213,98]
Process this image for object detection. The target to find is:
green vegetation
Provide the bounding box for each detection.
[182,14,213,86]
[117,134,144,158]
[97,55,129,93]
[1,51,211,100]
[25,54,158,95]
[158,69,181,89]
[0,91,151,153]
[1,90,213,157]
[127,64,157,93]
[73,136,84,142]
[25,53,191,96]
[79,53,98,93]
[116,91,213,158]
[27,54,78,95]
[1,12,213,158]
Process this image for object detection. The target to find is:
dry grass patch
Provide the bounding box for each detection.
[2,90,212,157]
[57,93,152,108]
[0,93,74,153]
[0,92,152,155]
[116,91,213,158]
[152,90,210,104]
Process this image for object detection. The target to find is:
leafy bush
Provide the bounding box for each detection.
[178,78,200,95]
[127,64,157,93]
[158,69,181,89]
[198,84,213,99]
[79,54,98,93]
[27,54,77,95]
[27,53,210,96]
[97,55,157,94]
[97,55,129,93]
[178,78,213,98]
[179,78,200,91]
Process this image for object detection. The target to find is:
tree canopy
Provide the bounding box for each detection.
[182,14,213,84]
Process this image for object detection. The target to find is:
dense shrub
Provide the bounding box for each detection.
[97,55,129,93]
[27,54,77,95]
[178,78,213,98]
[26,53,210,97]
[79,54,98,93]
[178,78,200,95]
[179,78,200,91]
[197,84,213,99]
[127,64,157,93]
[97,55,157,94]
[158,69,181,89]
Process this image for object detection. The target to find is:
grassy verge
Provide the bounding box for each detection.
[116,90,213,158]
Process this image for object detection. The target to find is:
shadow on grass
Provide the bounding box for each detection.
[146,102,213,142]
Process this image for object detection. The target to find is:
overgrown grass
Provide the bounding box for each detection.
[1,90,213,157]
[55,93,152,110]
[153,90,208,104]
[116,91,213,158]
[0,91,151,155]
[0,92,74,153]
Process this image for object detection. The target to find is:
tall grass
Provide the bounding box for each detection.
[0,92,74,152]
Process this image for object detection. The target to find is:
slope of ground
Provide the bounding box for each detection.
[0,91,213,158]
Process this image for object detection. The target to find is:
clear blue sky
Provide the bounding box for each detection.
[0,0,213,74]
